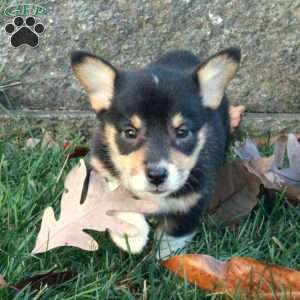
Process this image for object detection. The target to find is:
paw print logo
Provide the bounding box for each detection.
[5,16,45,48]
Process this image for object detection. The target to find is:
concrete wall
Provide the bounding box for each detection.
[0,0,299,133]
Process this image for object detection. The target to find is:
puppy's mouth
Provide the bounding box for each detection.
[146,185,173,196]
[149,188,167,195]
[131,186,170,197]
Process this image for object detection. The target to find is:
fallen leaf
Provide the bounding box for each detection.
[208,161,261,224]
[10,269,76,293]
[235,134,300,203]
[63,142,70,149]
[273,134,300,187]
[209,134,300,225]
[25,138,40,148]
[271,133,300,144]
[32,160,159,254]
[25,131,58,149]
[68,146,89,159]
[64,143,90,159]
[0,274,7,288]
[229,105,245,133]
[234,138,261,161]
[41,132,57,148]
[254,134,300,148]
[254,136,270,147]
[272,134,287,169]
[163,254,300,299]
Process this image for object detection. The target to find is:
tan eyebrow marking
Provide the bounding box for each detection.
[104,123,146,177]
[130,114,142,129]
[170,125,208,170]
[172,113,184,128]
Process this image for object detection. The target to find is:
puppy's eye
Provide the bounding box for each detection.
[121,127,138,139]
[175,125,191,139]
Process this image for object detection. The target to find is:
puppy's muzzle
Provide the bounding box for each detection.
[146,165,168,186]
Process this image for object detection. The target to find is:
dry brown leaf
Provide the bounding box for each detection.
[32,160,158,254]
[229,105,246,133]
[272,134,288,169]
[10,269,76,293]
[209,134,300,225]
[254,133,300,148]
[234,138,261,160]
[41,132,58,148]
[25,138,40,148]
[63,142,90,159]
[25,131,58,149]
[271,133,300,144]
[235,134,300,203]
[273,134,300,187]
[163,254,300,299]
[208,161,261,224]
[0,274,7,288]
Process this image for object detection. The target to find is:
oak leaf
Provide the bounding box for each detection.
[32,160,158,254]
[163,254,300,299]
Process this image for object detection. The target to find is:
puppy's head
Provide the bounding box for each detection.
[71,48,240,199]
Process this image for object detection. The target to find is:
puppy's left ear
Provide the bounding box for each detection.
[196,47,241,110]
[71,51,118,112]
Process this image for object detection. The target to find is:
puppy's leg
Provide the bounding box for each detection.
[156,209,201,259]
[109,212,149,254]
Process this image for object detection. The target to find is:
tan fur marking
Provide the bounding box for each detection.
[170,125,207,170]
[90,156,105,173]
[105,124,146,178]
[172,113,183,128]
[198,55,239,109]
[199,55,238,82]
[73,56,116,112]
[156,192,200,214]
[90,96,111,111]
[127,148,145,176]
[130,115,142,129]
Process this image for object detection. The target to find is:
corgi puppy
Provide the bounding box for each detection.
[71,47,241,258]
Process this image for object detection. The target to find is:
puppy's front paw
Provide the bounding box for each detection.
[109,212,149,253]
[156,231,196,260]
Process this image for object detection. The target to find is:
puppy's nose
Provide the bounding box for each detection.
[146,166,168,186]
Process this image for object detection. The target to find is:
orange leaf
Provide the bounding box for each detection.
[163,254,300,299]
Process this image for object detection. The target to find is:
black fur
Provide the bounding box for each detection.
[73,48,240,239]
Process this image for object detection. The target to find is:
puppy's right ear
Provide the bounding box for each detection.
[71,51,117,112]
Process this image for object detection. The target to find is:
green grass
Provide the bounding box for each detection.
[0,129,300,299]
